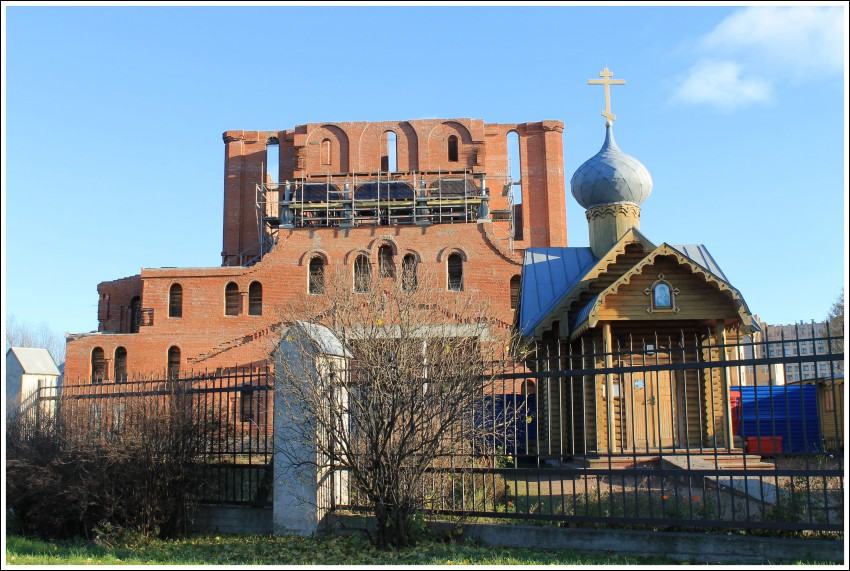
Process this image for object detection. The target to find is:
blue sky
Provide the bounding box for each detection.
[3,4,848,344]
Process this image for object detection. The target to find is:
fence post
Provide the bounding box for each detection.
[273,336,343,536]
[34,377,43,430]
[716,320,734,450]
[603,322,614,453]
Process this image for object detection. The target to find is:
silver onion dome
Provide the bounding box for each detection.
[570,123,653,209]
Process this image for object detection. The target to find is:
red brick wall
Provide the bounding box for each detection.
[97,275,143,333]
[65,223,525,380]
[65,117,569,381]
[221,119,567,264]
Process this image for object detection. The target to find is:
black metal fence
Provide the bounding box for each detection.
[20,368,274,507]
[14,323,844,534]
[332,324,844,534]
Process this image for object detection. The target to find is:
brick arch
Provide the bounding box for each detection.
[367,236,399,256]
[298,248,331,266]
[436,246,469,263]
[344,248,372,266]
[306,124,350,172]
[356,122,417,173]
[427,121,476,170]
[401,248,422,262]
[398,121,419,172]
[437,120,474,143]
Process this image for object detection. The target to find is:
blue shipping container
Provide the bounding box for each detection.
[731,386,820,453]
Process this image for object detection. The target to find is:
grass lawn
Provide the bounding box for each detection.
[5,532,680,566]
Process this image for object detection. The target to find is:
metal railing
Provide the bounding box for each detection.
[330,325,844,534]
[22,368,274,507]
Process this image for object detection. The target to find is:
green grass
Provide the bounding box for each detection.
[5,532,678,566]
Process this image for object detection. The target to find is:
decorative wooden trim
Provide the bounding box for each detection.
[585,203,641,221]
[568,243,756,342]
[532,227,656,337]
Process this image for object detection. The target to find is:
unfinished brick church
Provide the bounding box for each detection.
[63,119,568,380]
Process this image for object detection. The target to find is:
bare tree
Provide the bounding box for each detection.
[827,287,844,365]
[5,314,66,365]
[272,268,525,548]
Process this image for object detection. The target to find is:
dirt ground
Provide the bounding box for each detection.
[497,459,843,529]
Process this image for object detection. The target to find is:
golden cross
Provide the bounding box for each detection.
[588,67,626,124]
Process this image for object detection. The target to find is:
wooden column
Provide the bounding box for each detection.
[603,322,614,453]
[716,320,734,450]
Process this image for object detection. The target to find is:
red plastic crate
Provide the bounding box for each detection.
[746,436,782,455]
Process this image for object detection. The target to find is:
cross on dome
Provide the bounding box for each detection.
[588,67,626,125]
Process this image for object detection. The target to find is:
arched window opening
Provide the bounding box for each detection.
[510,274,521,310]
[354,254,371,293]
[248,281,263,316]
[653,283,672,308]
[379,245,396,279]
[114,347,128,383]
[91,347,106,384]
[225,282,240,316]
[402,254,418,292]
[647,275,679,314]
[447,253,463,291]
[321,138,332,166]
[381,131,397,172]
[130,296,141,333]
[167,346,181,380]
[266,137,279,184]
[309,256,326,294]
[507,131,523,241]
[169,284,183,318]
[448,135,459,162]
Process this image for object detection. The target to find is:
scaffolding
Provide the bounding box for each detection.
[255,170,514,262]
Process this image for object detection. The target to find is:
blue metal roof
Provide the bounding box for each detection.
[670,244,729,284]
[570,294,601,333]
[518,247,598,337]
[519,241,755,338]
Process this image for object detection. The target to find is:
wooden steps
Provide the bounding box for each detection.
[573,452,775,471]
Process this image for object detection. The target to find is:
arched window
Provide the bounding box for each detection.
[167,346,181,379]
[321,138,332,166]
[114,347,128,382]
[169,284,182,318]
[507,131,523,240]
[381,131,397,172]
[447,253,463,291]
[653,283,672,308]
[402,254,418,292]
[448,135,459,162]
[130,295,141,333]
[266,137,279,183]
[91,347,106,384]
[510,275,521,310]
[225,282,240,316]
[354,254,371,293]
[248,281,263,316]
[378,245,395,279]
[309,256,326,294]
[647,275,679,314]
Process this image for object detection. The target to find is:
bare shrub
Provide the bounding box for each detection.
[274,268,526,549]
[5,382,203,540]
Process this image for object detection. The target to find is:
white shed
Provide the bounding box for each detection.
[6,347,61,418]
